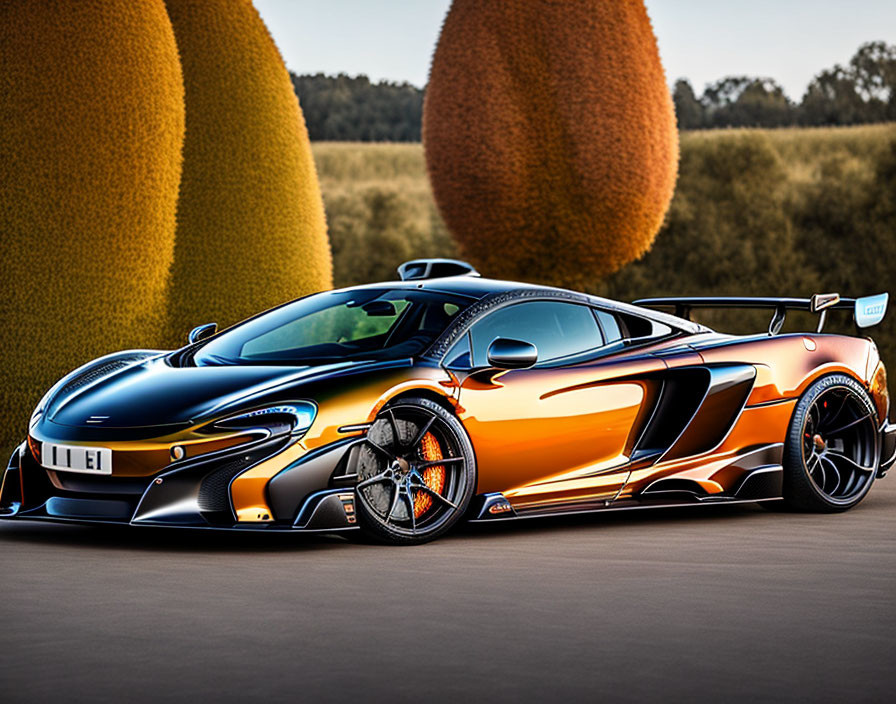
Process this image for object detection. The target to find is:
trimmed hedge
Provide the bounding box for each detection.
[163,0,331,344]
[0,1,184,456]
[423,0,678,288]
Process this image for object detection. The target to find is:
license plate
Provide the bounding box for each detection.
[42,442,112,474]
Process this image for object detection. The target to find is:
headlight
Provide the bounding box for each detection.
[212,402,317,439]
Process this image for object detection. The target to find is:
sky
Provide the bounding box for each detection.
[254,0,896,100]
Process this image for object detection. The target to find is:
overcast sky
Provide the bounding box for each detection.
[254,0,896,100]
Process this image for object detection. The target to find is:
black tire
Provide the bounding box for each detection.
[354,397,476,545]
[782,373,879,512]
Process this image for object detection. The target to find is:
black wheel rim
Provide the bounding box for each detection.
[801,385,878,504]
[355,405,467,537]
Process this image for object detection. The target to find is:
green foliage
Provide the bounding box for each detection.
[672,79,704,129]
[801,67,872,127]
[703,77,795,128]
[292,73,423,142]
[800,42,896,126]
[602,132,808,295]
[671,42,896,130]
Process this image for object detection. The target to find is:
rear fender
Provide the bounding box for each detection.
[697,334,872,406]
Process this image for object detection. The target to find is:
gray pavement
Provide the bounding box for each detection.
[1,480,894,703]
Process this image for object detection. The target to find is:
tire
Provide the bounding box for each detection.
[354,397,477,545]
[782,373,879,512]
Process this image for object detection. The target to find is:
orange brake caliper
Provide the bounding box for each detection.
[414,432,447,517]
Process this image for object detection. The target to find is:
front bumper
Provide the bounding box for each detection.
[0,437,361,531]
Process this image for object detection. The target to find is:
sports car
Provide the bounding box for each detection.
[2,259,894,544]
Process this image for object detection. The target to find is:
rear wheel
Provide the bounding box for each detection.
[354,398,476,545]
[782,374,879,512]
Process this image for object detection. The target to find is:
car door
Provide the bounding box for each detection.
[444,300,666,510]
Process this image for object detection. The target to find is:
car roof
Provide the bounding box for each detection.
[339,275,532,299]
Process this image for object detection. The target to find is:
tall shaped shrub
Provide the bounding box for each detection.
[0,0,184,453]
[164,0,331,342]
[423,0,679,287]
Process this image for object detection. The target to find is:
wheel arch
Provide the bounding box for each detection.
[375,385,459,418]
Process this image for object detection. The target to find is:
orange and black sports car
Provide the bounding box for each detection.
[3,259,894,544]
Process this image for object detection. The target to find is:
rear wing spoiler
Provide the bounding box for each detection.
[634,293,889,336]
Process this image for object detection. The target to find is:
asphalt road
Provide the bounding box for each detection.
[1,481,894,704]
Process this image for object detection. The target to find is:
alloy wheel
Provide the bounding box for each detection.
[355,403,469,538]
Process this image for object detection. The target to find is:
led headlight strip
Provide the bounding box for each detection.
[214,402,317,439]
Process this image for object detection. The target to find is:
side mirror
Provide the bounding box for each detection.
[486,338,538,370]
[188,322,217,344]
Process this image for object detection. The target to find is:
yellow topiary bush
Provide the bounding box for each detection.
[0,0,184,455]
[423,0,679,288]
[163,0,331,344]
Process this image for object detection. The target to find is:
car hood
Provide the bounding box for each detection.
[46,355,402,429]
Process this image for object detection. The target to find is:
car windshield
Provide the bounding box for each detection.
[191,288,470,366]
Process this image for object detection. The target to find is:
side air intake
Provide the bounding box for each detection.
[397,258,479,281]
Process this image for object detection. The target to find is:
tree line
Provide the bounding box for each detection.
[291,72,422,141]
[291,41,895,141]
[674,41,896,129]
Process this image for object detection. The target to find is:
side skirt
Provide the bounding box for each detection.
[468,495,784,524]
[469,465,784,523]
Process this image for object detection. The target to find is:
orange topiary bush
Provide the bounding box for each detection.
[423,0,679,288]
[0,0,184,454]
[164,0,331,343]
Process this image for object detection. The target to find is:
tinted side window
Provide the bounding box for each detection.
[594,310,622,344]
[469,301,601,367]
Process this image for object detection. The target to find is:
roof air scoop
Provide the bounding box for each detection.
[397,258,480,281]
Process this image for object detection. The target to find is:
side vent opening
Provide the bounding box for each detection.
[631,369,710,460]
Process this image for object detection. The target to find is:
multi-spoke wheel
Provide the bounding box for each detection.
[783,373,879,512]
[354,397,476,544]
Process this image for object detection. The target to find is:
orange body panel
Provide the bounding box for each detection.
[455,354,665,503]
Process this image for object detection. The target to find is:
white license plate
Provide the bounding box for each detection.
[42,442,112,474]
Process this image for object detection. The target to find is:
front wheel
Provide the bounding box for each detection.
[782,373,879,512]
[354,397,476,545]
